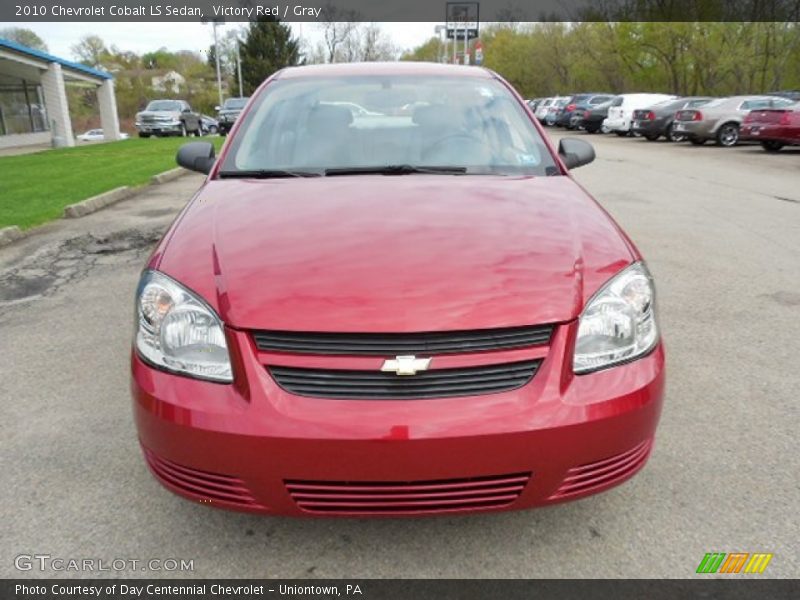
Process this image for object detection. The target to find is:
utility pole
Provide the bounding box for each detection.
[434,25,446,63]
[236,38,243,97]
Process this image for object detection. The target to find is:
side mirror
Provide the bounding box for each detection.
[558,138,595,169]
[177,141,215,174]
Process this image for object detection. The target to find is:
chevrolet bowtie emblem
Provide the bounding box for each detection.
[381,355,432,376]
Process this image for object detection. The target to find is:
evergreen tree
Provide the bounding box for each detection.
[240,18,301,95]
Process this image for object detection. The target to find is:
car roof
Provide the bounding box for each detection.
[276,62,493,80]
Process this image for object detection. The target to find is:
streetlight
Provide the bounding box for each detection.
[202,17,225,107]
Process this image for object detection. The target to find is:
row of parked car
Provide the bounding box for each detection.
[528,91,800,151]
[134,97,249,138]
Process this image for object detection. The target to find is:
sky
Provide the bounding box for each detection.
[13,22,439,60]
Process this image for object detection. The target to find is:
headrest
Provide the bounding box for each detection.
[412,104,460,129]
[308,104,354,130]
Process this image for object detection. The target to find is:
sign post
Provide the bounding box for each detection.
[446,2,479,65]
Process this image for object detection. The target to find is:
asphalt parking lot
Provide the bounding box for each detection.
[1,133,798,579]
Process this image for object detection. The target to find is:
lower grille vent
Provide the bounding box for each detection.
[143,448,262,508]
[286,472,531,514]
[550,439,653,500]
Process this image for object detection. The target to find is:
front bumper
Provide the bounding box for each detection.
[136,122,182,134]
[132,323,665,516]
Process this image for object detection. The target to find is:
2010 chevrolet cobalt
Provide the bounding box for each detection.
[131,63,664,516]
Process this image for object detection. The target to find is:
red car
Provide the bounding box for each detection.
[740,104,800,151]
[131,63,664,516]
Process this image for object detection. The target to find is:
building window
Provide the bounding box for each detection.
[0,79,49,136]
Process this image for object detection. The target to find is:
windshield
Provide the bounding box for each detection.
[223,98,248,109]
[221,75,558,176]
[145,100,181,111]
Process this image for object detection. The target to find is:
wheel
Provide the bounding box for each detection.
[716,122,739,147]
[644,133,660,141]
[689,137,706,146]
[138,132,150,138]
[760,140,784,152]
[585,126,598,134]
[208,125,218,135]
[665,122,685,142]
[615,130,629,137]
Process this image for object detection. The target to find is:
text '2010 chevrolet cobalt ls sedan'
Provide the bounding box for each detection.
[131,62,664,516]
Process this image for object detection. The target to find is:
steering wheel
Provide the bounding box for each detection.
[422,132,485,160]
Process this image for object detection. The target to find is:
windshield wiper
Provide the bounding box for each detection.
[217,169,322,179]
[325,165,468,176]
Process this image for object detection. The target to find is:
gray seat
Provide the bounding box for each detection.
[296,105,356,167]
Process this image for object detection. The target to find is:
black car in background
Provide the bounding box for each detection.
[632,97,713,141]
[577,98,616,133]
[556,93,615,128]
[216,97,249,135]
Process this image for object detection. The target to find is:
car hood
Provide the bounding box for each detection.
[154,176,636,331]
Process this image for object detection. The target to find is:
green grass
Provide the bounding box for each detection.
[0,136,223,230]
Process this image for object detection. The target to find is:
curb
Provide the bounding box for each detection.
[63,186,134,219]
[151,167,187,185]
[0,226,26,248]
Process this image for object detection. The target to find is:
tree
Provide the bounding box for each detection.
[0,27,48,52]
[71,35,109,69]
[239,17,301,95]
[319,3,360,62]
[400,37,444,62]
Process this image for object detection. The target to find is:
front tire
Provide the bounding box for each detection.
[761,140,784,152]
[138,132,150,138]
[689,137,706,146]
[644,133,660,141]
[716,122,739,147]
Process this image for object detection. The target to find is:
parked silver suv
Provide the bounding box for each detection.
[135,100,202,138]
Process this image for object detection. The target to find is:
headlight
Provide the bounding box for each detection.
[134,270,232,382]
[573,262,658,374]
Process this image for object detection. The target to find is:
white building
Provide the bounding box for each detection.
[0,37,121,151]
[151,70,186,93]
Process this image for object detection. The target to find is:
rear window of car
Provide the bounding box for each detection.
[222,74,559,177]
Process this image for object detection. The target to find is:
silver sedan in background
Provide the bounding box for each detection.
[673,95,796,146]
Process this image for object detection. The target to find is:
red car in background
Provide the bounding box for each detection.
[740,104,800,151]
[131,63,664,517]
